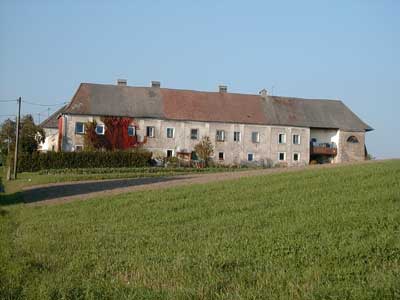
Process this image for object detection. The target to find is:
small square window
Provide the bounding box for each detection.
[293,153,300,161]
[247,153,254,161]
[278,133,286,144]
[216,130,225,142]
[75,122,85,134]
[95,124,105,135]
[252,132,260,143]
[128,126,136,137]
[75,145,83,152]
[146,126,155,138]
[191,129,199,140]
[278,152,286,161]
[293,134,300,145]
[218,152,224,160]
[166,150,173,158]
[234,131,241,142]
[166,128,174,138]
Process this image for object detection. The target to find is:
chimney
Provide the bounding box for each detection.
[219,85,227,93]
[259,89,268,97]
[117,79,127,86]
[151,81,161,88]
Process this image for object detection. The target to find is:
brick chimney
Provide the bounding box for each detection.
[117,79,127,86]
[219,85,227,93]
[151,81,161,88]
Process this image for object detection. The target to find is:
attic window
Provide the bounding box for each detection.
[347,136,359,143]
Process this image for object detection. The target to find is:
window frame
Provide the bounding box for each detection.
[247,153,254,161]
[75,122,85,135]
[216,130,226,142]
[218,151,225,161]
[233,131,241,142]
[95,124,105,135]
[166,127,175,139]
[75,145,83,152]
[190,128,199,140]
[278,152,286,161]
[146,126,155,138]
[292,134,300,145]
[293,152,300,162]
[251,131,260,143]
[278,133,286,144]
[166,149,174,158]
[128,125,136,137]
[347,135,359,143]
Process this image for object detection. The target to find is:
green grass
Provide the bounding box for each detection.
[1,160,400,299]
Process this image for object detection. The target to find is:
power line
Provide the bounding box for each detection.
[22,100,68,107]
[0,114,16,117]
[0,99,17,103]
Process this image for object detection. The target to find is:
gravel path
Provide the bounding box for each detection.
[22,162,370,206]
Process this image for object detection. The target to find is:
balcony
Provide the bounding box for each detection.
[310,143,337,156]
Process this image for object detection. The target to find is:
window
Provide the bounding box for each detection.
[293,134,300,145]
[252,132,260,143]
[166,150,173,158]
[191,129,199,140]
[75,145,83,152]
[75,122,85,134]
[293,152,300,161]
[128,126,136,137]
[234,131,241,142]
[95,124,105,135]
[166,128,174,138]
[247,153,254,161]
[278,152,286,161]
[278,133,286,144]
[146,126,155,138]
[347,136,359,143]
[216,130,225,142]
[218,152,224,160]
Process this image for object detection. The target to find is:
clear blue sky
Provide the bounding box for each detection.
[0,0,399,158]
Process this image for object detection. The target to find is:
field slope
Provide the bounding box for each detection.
[1,160,400,299]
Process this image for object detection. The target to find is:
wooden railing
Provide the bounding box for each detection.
[310,146,337,156]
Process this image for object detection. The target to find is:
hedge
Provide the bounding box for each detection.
[17,150,152,172]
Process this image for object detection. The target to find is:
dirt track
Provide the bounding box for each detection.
[22,161,373,206]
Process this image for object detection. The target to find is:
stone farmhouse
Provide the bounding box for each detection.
[40,80,372,166]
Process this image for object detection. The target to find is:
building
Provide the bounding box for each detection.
[38,105,66,152]
[47,80,372,166]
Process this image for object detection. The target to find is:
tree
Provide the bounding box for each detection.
[0,118,16,162]
[194,136,214,166]
[19,115,45,154]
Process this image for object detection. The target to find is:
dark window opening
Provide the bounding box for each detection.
[347,136,359,143]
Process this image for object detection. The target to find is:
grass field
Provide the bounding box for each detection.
[1,160,400,299]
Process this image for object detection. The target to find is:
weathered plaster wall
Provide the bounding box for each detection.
[336,130,366,162]
[61,114,311,166]
[310,129,339,145]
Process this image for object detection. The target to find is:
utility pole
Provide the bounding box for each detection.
[12,97,21,180]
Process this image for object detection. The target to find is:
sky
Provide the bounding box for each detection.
[0,0,399,158]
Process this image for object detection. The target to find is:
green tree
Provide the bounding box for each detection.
[0,118,16,163]
[194,136,214,166]
[19,115,46,154]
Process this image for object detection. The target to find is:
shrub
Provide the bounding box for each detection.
[17,149,152,172]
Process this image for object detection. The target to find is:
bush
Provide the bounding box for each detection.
[17,149,152,172]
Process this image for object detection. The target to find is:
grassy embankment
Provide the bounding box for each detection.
[1,160,400,299]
